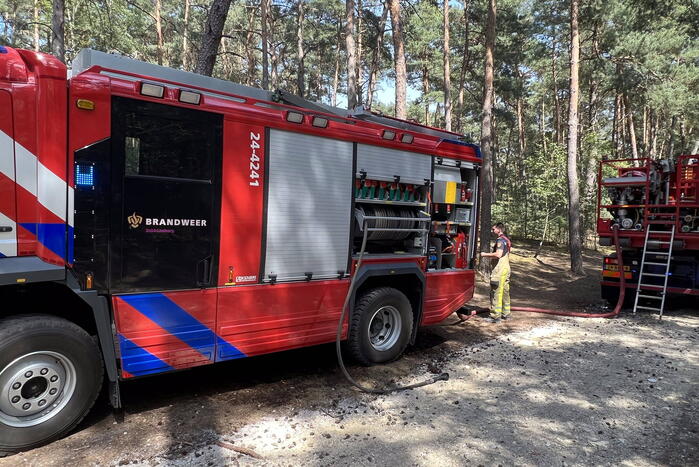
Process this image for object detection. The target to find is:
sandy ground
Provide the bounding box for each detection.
[3,243,698,466]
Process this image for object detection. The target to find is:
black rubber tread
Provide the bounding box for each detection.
[0,314,104,455]
[348,287,413,366]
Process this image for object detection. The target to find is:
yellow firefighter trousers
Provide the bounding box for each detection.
[490,256,511,319]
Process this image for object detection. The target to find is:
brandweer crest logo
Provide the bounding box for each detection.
[127,212,143,229]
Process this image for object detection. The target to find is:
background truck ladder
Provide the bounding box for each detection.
[633,225,675,319]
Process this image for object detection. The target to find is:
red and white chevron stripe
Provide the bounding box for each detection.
[0,47,71,264]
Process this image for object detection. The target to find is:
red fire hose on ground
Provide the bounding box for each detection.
[460,226,626,321]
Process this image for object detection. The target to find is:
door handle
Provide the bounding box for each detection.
[0,226,12,233]
[196,256,213,287]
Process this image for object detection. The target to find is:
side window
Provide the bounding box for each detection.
[118,98,214,181]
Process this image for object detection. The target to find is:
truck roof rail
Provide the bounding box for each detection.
[270,89,463,140]
[349,106,462,140]
[71,48,465,142]
[71,48,273,102]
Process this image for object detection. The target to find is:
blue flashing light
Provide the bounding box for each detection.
[0,46,7,54]
[75,164,95,187]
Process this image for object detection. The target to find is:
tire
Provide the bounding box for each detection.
[348,287,413,366]
[0,315,103,455]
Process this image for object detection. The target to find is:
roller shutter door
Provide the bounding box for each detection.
[356,144,431,184]
[264,129,353,282]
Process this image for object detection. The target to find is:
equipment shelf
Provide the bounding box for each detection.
[432,221,471,226]
[355,198,427,207]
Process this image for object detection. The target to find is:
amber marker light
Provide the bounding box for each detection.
[76,99,95,110]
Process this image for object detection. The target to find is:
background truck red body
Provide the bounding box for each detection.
[597,156,699,303]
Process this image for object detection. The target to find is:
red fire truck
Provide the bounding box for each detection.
[598,156,699,315]
[0,47,481,452]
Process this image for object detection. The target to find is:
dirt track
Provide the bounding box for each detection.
[2,245,698,466]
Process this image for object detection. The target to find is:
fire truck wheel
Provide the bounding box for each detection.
[0,315,103,456]
[349,287,413,366]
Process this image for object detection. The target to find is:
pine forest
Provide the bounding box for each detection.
[2,0,698,274]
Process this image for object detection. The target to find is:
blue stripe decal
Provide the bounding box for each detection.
[19,223,71,260]
[119,293,246,361]
[118,335,175,376]
[19,222,37,235]
[216,336,246,361]
[0,252,5,258]
[67,227,74,264]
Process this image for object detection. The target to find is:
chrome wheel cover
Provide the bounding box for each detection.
[0,351,77,428]
[368,305,402,351]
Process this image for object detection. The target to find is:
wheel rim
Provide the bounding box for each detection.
[0,351,77,428]
[368,305,402,351]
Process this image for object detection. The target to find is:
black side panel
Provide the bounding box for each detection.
[109,97,223,293]
[73,139,111,291]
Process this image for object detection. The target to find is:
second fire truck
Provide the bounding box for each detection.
[598,155,699,315]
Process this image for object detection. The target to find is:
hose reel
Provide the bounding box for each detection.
[355,206,427,241]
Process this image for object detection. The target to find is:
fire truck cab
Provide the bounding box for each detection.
[0,47,481,453]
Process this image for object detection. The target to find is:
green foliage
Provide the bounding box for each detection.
[1,0,697,248]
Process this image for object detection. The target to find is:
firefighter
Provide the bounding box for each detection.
[480,222,511,323]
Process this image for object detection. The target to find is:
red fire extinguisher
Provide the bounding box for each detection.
[455,232,467,268]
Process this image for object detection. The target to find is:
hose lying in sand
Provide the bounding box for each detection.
[335,223,449,395]
[462,225,626,320]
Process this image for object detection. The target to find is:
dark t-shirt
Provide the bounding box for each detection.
[493,237,509,256]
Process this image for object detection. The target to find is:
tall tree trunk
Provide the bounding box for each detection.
[551,39,561,145]
[679,119,686,153]
[534,204,551,259]
[620,96,628,158]
[422,63,430,125]
[366,1,388,109]
[245,2,256,85]
[583,76,599,237]
[345,0,358,109]
[612,93,620,157]
[455,0,470,133]
[668,115,677,157]
[478,0,496,276]
[625,95,639,163]
[388,0,407,119]
[182,0,190,69]
[261,0,270,89]
[33,0,40,51]
[194,0,232,76]
[269,11,279,89]
[651,111,660,158]
[356,0,363,104]
[332,24,341,106]
[296,0,305,97]
[51,0,65,62]
[642,106,649,156]
[219,39,232,78]
[153,0,166,66]
[443,0,452,131]
[540,98,547,155]
[516,97,525,156]
[566,0,583,276]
